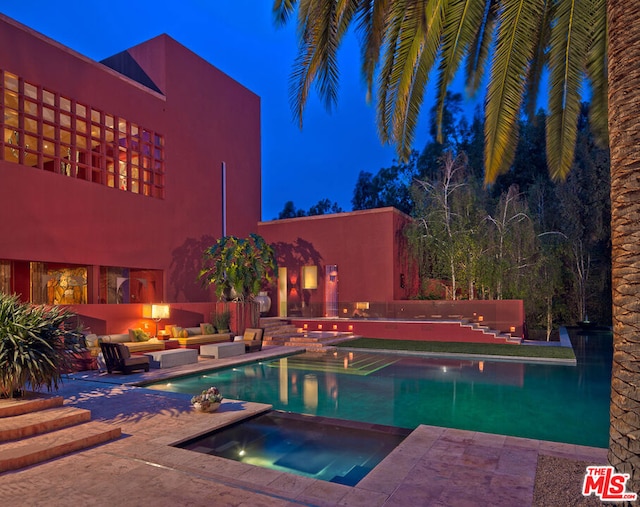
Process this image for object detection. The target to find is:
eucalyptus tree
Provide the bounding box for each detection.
[273,0,640,489]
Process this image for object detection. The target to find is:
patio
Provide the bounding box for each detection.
[0,347,606,506]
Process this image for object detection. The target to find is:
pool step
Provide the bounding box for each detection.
[0,392,121,472]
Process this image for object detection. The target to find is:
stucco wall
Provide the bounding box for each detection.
[0,16,261,304]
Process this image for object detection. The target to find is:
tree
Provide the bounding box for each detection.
[277,201,305,219]
[352,152,418,213]
[274,0,640,490]
[307,198,343,215]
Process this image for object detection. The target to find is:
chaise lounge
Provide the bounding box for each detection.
[243,328,264,352]
[100,342,150,374]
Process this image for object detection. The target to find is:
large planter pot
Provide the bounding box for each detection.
[255,292,272,315]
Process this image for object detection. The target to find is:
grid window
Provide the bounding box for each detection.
[0,69,165,198]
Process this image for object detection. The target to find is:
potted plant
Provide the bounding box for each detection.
[200,234,278,332]
[213,310,231,333]
[0,293,77,398]
[191,386,223,412]
[199,233,277,303]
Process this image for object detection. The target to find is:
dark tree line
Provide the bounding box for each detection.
[275,95,610,331]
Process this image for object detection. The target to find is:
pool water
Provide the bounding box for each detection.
[176,411,409,486]
[148,329,612,448]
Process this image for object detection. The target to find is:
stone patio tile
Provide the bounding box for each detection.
[504,435,541,450]
[338,486,389,507]
[383,481,446,507]
[496,447,539,476]
[264,470,316,497]
[356,465,415,494]
[471,431,507,447]
[440,427,476,444]
[295,479,351,506]
[423,439,468,460]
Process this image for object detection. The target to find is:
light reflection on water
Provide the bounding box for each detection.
[147,329,611,448]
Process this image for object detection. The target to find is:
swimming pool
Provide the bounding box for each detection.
[147,329,611,448]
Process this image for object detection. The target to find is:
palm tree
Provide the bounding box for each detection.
[274,0,640,494]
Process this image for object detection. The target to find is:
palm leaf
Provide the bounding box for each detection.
[546,0,592,180]
[464,0,496,96]
[435,0,488,143]
[289,0,343,126]
[273,0,299,25]
[377,0,445,158]
[392,0,445,156]
[484,0,546,183]
[356,0,390,102]
[523,0,553,121]
[585,0,607,147]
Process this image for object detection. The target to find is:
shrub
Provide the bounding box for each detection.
[0,293,77,398]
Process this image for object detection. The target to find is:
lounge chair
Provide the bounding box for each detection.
[243,328,264,353]
[100,342,150,374]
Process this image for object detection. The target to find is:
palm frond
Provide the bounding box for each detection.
[356,0,390,102]
[393,0,446,157]
[376,0,407,142]
[484,0,546,183]
[546,0,592,180]
[524,0,553,121]
[585,0,608,147]
[289,0,345,126]
[435,0,488,142]
[377,0,445,158]
[464,0,496,96]
[273,0,299,26]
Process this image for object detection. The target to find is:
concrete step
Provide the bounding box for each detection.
[0,406,91,442]
[0,395,63,418]
[0,420,121,473]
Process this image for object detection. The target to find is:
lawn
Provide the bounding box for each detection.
[335,337,576,360]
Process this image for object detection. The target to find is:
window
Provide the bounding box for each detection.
[0,69,165,198]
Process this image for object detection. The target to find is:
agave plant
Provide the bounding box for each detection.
[0,293,77,398]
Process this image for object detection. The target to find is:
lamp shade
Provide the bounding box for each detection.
[143,304,170,320]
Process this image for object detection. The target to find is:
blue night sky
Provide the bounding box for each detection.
[3,1,482,220]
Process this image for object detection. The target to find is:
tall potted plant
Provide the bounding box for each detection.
[0,293,77,398]
[200,233,277,331]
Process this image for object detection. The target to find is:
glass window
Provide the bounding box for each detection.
[60,96,71,112]
[24,82,38,100]
[0,69,164,197]
[42,89,55,106]
[4,72,18,91]
[76,103,87,118]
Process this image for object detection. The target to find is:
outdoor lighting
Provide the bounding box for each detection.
[301,266,317,289]
[348,324,353,332]
[510,326,516,333]
[318,324,323,330]
[478,315,484,322]
[332,324,337,330]
[143,303,170,337]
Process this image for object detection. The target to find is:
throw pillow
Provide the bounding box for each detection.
[200,323,215,335]
[171,326,183,338]
[244,331,256,341]
[134,329,150,342]
[128,328,138,342]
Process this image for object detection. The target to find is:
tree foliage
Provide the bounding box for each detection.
[199,234,278,302]
[0,294,78,398]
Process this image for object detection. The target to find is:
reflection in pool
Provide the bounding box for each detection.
[149,329,612,448]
